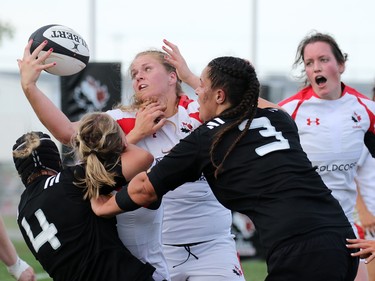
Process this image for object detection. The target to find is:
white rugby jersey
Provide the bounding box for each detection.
[108,95,233,245]
[279,83,375,226]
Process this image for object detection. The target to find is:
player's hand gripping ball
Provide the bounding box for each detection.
[29,24,90,76]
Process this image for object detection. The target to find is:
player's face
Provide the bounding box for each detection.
[195,67,218,122]
[130,54,176,102]
[303,41,345,100]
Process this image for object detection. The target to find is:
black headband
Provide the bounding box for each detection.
[13,132,62,186]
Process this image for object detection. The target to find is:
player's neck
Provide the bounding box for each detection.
[27,169,58,185]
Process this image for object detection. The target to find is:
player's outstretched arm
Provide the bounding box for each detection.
[91,172,158,217]
[17,40,78,145]
[0,216,36,281]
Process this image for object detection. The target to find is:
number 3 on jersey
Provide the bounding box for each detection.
[239,116,290,156]
[21,209,61,252]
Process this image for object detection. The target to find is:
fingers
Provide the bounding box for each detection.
[22,39,55,66]
[150,109,166,123]
[140,98,157,108]
[366,228,375,238]
[29,39,48,59]
[346,238,375,263]
[140,100,167,112]
[346,239,367,250]
[162,38,182,66]
[153,118,166,130]
[21,40,49,72]
[366,254,375,264]
[162,39,179,56]
[346,238,362,244]
[23,39,34,58]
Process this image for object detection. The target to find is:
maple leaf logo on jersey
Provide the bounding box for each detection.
[306,118,320,126]
[232,265,243,276]
[352,112,362,123]
[180,122,193,133]
[352,112,362,128]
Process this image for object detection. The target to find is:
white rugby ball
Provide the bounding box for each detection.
[29,24,90,76]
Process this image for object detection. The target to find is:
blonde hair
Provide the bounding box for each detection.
[73,112,125,199]
[13,132,42,159]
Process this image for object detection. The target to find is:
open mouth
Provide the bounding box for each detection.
[138,84,147,91]
[315,76,327,85]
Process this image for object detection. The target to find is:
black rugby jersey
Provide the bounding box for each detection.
[17,166,154,281]
[148,108,351,256]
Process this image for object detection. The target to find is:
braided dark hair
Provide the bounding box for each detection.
[207,56,259,177]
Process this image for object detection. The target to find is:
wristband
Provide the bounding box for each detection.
[7,256,29,280]
[115,184,141,211]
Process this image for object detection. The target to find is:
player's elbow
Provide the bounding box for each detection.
[143,151,154,170]
[142,177,159,203]
[131,172,158,205]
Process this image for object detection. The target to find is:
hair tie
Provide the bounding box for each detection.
[89,150,98,156]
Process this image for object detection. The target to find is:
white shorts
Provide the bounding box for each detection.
[163,235,246,281]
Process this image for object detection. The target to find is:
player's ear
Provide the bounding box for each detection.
[168,72,177,85]
[215,89,226,104]
[338,63,345,74]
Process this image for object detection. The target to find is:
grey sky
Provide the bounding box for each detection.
[1,0,375,82]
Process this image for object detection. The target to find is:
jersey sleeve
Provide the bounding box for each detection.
[365,131,375,157]
[147,131,204,198]
[361,98,375,156]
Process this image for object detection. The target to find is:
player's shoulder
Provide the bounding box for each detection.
[178,95,197,108]
[106,108,136,119]
[200,109,292,131]
[178,95,201,123]
[255,108,299,132]
[279,86,313,105]
[342,84,375,112]
[342,84,369,99]
[257,107,292,119]
[199,117,228,133]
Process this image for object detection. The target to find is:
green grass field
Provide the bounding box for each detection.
[0,215,267,280]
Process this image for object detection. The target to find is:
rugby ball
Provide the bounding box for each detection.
[29,24,90,76]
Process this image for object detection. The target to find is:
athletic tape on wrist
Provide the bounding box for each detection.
[115,183,140,211]
[7,256,29,280]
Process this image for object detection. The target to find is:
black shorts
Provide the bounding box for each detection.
[265,229,359,281]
